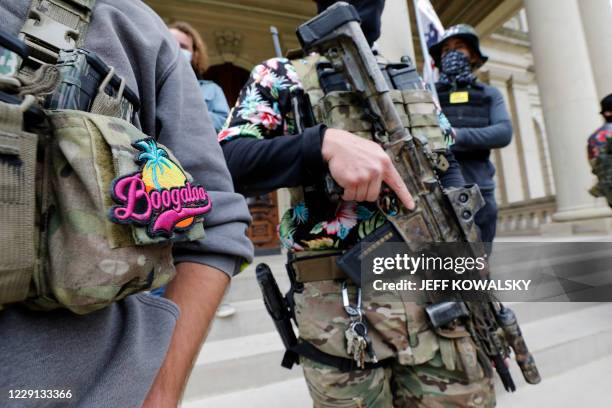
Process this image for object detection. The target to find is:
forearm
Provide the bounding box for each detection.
[142,262,229,406]
[453,85,513,150]
[222,125,326,196]
[453,121,513,150]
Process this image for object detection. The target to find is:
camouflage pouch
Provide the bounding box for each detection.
[293,279,441,365]
[0,102,37,306]
[318,90,409,141]
[434,326,490,382]
[28,111,210,314]
[402,89,447,151]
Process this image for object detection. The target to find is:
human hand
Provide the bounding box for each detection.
[321,128,415,209]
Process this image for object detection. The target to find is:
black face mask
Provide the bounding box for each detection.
[316,0,385,46]
[438,49,477,86]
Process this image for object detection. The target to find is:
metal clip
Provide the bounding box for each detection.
[341,281,362,319]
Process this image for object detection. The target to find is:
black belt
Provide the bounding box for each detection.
[283,341,392,372]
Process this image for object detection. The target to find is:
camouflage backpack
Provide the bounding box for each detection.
[0,0,211,314]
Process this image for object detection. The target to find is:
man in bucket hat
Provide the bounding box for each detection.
[430,24,513,252]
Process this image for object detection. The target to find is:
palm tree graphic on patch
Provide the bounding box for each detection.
[110,138,212,238]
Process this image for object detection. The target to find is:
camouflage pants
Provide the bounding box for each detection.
[301,352,495,408]
[294,280,495,407]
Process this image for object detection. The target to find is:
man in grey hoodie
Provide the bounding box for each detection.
[0,1,253,407]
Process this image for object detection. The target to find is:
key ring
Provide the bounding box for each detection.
[341,281,362,320]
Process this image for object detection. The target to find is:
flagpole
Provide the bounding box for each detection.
[412,0,439,102]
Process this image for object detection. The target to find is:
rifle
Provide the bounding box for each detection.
[296,1,540,391]
[270,26,283,59]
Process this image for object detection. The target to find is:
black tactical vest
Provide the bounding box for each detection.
[437,84,491,128]
[437,83,491,161]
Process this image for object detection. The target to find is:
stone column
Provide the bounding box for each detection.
[377,0,415,62]
[524,0,611,223]
[577,0,612,100]
[510,78,548,199]
[491,77,527,204]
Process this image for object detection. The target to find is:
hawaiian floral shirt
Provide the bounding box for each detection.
[588,123,612,162]
[219,57,386,252]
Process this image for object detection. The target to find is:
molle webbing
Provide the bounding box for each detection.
[0,102,37,304]
[20,0,96,66]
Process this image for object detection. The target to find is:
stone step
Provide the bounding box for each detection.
[206,299,275,341]
[495,354,612,407]
[183,302,612,402]
[223,256,288,303]
[183,331,300,402]
[498,302,612,387]
[224,266,291,304]
[183,355,612,408]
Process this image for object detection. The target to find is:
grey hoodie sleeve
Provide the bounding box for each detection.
[453,85,513,151]
[156,51,254,277]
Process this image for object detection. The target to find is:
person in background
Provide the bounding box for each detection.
[587,93,612,203]
[169,21,230,133]
[168,21,236,318]
[429,24,513,250]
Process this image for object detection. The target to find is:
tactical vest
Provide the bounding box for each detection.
[437,84,490,129]
[290,54,450,210]
[437,84,491,161]
[0,0,209,314]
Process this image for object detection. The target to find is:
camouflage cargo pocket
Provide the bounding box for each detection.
[28,111,207,314]
[295,280,428,363]
[294,280,358,359]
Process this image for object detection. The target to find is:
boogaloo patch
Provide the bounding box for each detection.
[110,138,212,238]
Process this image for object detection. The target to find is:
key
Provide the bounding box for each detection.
[350,321,378,364]
[345,324,367,368]
[344,322,368,368]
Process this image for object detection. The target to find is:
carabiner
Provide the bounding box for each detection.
[341,281,362,319]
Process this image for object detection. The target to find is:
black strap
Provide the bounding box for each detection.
[284,341,392,372]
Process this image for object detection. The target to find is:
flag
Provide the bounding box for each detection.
[414,0,445,90]
[416,0,445,49]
